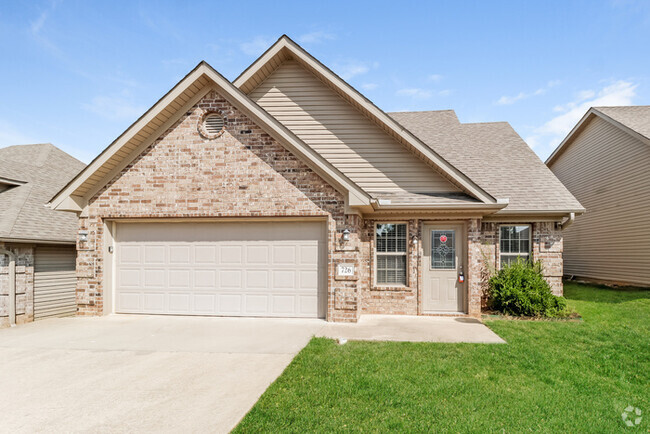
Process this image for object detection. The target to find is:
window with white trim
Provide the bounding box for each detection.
[499,225,531,267]
[375,223,407,285]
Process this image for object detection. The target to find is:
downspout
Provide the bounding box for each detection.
[0,249,16,326]
[560,213,576,230]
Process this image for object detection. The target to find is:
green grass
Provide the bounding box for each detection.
[234,282,649,432]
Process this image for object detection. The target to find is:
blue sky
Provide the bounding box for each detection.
[1,0,649,163]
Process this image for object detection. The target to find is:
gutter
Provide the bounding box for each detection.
[370,198,509,212]
[0,249,16,326]
[560,212,576,230]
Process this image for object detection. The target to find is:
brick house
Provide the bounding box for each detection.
[49,36,583,322]
[1,144,85,327]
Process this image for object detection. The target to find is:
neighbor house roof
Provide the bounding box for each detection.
[546,106,650,166]
[390,111,584,214]
[0,144,85,243]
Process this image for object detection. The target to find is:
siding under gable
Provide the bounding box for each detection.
[249,60,460,194]
[550,116,650,286]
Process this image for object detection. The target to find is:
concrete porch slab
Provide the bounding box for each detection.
[316,315,506,344]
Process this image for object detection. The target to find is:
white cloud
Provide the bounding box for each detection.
[361,83,378,91]
[438,89,453,97]
[82,95,146,121]
[334,61,376,80]
[396,88,432,99]
[496,80,561,105]
[240,36,274,57]
[530,80,637,157]
[297,31,335,44]
[428,74,443,82]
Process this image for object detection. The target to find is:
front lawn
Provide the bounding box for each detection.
[235,282,649,432]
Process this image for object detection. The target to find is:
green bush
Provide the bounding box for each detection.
[488,259,567,317]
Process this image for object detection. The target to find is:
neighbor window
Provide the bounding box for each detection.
[375,223,407,285]
[499,225,531,267]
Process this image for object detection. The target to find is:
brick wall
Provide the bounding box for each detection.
[0,243,34,327]
[478,221,564,298]
[79,89,361,321]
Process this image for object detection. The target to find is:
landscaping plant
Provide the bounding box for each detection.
[488,258,567,317]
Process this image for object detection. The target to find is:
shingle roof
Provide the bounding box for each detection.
[0,144,85,243]
[389,111,584,213]
[594,106,650,140]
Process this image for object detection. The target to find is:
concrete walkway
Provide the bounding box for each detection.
[0,315,324,433]
[0,314,502,433]
[317,315,506,344]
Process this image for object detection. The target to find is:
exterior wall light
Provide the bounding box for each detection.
[79,230,89,242]
[342,228,351,242]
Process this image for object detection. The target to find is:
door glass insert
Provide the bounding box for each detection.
[431,230,456,269]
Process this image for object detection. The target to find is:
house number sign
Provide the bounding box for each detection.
[337,263,355,277]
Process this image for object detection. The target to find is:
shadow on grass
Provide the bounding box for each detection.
[564,281,650,304]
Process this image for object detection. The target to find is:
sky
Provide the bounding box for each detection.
[1,0,649,164]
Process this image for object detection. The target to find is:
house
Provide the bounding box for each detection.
[0,144,86,326]
[546,106,650,287]
[48,36,583,322]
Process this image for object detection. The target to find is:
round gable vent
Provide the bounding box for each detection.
[199,112,225,139]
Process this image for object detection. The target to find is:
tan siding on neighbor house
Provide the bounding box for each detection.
[249,60,460,194]
[550,116,650,286]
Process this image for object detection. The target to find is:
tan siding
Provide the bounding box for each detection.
[550,116,650,286]
[249,60,459,194]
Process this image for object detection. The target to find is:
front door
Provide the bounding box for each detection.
[422,224,465,313]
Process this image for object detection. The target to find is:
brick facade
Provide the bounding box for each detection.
[75,89,565,323]
[78,90,359,321]
[0,243,34,327]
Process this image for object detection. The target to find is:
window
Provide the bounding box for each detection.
[431,229,455,269]
[375,223,407,285]
[499,225,531,267]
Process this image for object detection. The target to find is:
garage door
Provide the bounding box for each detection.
[34,246,77,320]
[115,221,326,318]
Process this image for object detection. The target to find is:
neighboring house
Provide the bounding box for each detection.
[0,144,86,326]
[547,106,650,287]
[49,36,582,322]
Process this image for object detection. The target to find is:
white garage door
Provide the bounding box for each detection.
[115,221,326,318]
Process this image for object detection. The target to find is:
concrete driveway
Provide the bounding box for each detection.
[0,315,324,433]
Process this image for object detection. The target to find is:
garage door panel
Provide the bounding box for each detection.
[144,269,165,287]
[143,293,165,312]
[272,245,296,265]
[219,294,243,313]
[246,270,269,289]
[118,268,142,288]
[220,270,242,289]
[144,246,165,264]
[220,245,243,265]
[193,294,216,313]
[169,245,191,263]
[118,292,142,311]
[246,245,270,264]
[119,246,141,264]
[194,245,217,263]
[115,222,325,318]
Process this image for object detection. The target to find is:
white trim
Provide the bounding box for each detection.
[498,224,532,269]
[373,222,409,287]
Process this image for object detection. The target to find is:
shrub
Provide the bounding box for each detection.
[488,259,567,317]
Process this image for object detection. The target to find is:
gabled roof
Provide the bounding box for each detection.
[49,61,372,211]
[391,111,584,214]
[0,144,85,243]
[234,35,498,205]
[546,106,650,166]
